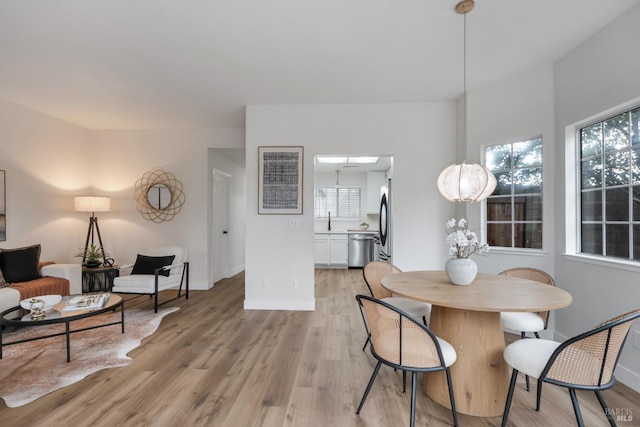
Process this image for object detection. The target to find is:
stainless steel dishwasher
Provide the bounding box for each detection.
[348,233,374,268]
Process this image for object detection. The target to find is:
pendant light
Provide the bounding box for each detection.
[437,0,496,203]
[334,170,341,188]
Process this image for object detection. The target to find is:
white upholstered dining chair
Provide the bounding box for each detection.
[112,246,189,312]
[363,261,431,327]
[501,308,640,427]
[356,294,458,427]
[499,267,555,391]
[499,267,556,339]
[362,261,432,393]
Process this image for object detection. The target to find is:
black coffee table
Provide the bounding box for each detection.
[0,294,124,362]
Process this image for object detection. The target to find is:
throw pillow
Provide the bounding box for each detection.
[0,244,41,283]
[131,254,175,277]
[0,266,7,287]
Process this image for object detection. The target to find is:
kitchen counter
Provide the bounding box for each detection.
[315,230,379,234]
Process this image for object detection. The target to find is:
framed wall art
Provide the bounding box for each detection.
[0,170,5,241]
[258,146,303,215]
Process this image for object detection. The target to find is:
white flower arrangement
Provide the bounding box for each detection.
[445,218,489,258]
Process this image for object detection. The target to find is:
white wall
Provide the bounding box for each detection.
[0,98,246,290]
[245,103,457,310]
[0,97,455,313]
[554,4,640,391]
[452,65,558,339]
[89,128,245,290]
[0,98,90,261]
[464,64,556,278]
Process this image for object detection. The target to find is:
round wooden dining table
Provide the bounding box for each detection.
[381,270,572,417]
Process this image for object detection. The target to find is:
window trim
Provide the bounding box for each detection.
[565,96,640,266]
[489,247,547,257]
[562,253,640,273]
[483,135,544,251]
[314,186,361,219]
[576,103,640,261]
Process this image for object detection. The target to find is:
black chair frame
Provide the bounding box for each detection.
[502,309,640,427]
[355,294,458,427]
[118,262,189,313]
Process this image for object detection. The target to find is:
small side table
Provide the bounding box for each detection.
[82,265,120,293]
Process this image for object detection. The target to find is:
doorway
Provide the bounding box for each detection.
[211,169,231,284]
[313,154,393,267]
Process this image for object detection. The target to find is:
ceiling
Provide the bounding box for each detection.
[0,0,637,130]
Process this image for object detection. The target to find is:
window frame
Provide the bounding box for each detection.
[563,97,640,273]
[483,136,544,251]
[576,104,640,262]
[314,187,362,219]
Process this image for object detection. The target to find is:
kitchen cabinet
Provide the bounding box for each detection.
[314,234,329,265]
[315,233,348,268]
[329,234,348,267]
[366,172,386,214]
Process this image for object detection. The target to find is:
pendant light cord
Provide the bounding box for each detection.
[463,11,468,162]
[437,0,497,203]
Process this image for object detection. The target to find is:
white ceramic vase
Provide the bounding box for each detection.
[445,257,477,286]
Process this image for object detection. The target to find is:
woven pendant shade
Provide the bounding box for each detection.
[437,0,497,203]
[437,162,497,202]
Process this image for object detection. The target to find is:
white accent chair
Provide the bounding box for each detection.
[112,247,189,312]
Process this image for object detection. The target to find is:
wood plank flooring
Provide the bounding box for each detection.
[0,269,638,426]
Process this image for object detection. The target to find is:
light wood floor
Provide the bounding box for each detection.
[0,269,638,426]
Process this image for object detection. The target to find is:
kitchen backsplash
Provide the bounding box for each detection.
[314,216,379,233]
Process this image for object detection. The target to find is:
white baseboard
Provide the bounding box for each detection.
[228,265,245,277]
[243,298,315,311]
[189,281,209,291]
[614,364,640,394]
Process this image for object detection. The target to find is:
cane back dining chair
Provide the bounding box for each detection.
[501,308,640,427]
[499,267,556,339]
[355,295,458,427]
[362,261,433,392]
[363,261,431,330]
[112,246,189,313]
[499,267,556,391]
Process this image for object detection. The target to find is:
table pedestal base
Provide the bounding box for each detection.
[424,306,509,417]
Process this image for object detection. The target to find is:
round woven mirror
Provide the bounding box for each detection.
[135,169,185,222]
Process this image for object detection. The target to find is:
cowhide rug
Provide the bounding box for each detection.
[0,306,179,407]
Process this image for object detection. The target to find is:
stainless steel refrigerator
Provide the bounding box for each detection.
[378,178,391,263]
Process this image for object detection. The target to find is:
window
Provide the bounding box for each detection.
[484,137,543,249]
[579,107,640,260]
[314,187,361,218]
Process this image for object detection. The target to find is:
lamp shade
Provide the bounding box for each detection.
[74,196,111,213]
[437,162,497,202]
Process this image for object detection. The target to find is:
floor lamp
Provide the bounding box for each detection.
[74,196,111,266]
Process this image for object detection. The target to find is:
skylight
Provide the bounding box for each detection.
[316,156,379,164]
[347,157,379,164]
